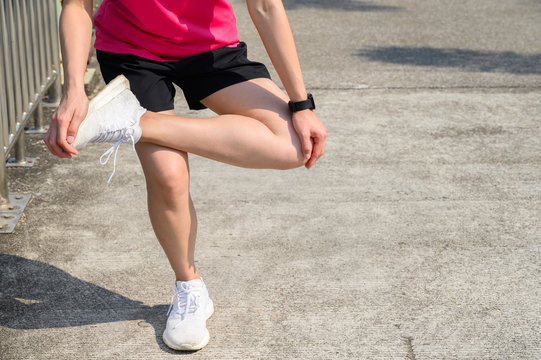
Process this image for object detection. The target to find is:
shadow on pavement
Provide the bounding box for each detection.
[0,254,186,355]
[283,0,401,11]
[356,46,541,74]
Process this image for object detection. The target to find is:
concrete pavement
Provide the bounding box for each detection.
[1,0,540,359]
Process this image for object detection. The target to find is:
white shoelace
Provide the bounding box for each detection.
[167,284,201,326]
[98,129,136,183]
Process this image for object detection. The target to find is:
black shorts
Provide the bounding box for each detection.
[96,42,271,111]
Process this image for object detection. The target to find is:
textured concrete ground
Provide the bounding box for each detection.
[1,0,540,359]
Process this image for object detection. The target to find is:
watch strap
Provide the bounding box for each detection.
[288,93,315,112]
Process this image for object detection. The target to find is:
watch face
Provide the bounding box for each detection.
[308,93,315,109]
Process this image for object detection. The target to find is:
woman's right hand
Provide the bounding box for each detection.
[43,88,89,158]
[44,0,93,158]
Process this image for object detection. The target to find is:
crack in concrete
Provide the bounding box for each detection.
[402,336,417,360]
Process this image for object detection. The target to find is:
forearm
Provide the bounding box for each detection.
[59,0,93,92]
[247,0,308,102]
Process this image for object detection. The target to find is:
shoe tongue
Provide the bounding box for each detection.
[176,278,203,291]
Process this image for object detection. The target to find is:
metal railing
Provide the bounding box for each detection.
[0,0,62,232]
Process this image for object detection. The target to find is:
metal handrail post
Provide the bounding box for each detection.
[29,0,41,99]
[31,0,46,131]
[0,2,9,205]
[0,132,8,206]
[36,1,48,92]
[21,0,36,112]
[14,1,30,117]
[3,1,16,151]
[21,0,36,108]
[9,0,27,164]
[45,0,62,105]
[32,105,44,137]
[0,0,49,232]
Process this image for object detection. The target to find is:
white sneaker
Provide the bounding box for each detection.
[163,278,214,351]
[72,75,147,182]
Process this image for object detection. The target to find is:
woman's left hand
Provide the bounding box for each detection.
[291,109,327,169]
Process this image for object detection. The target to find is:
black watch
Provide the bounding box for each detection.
[288,93,315,112]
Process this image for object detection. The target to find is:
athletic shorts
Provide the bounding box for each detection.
[96,42,271,111]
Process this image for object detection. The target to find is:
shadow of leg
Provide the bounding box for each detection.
[0,254,191,354]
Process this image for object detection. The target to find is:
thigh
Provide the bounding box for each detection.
[201,78,299,142]
[173,42,271,110]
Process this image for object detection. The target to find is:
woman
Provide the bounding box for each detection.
[44,0,326,351]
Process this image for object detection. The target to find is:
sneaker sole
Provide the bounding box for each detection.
[87,75,131,114]
[72,75,131,150]
[162,299,214,351]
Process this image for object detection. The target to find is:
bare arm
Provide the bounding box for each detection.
[247,0,326,168]
[44,0,93,158]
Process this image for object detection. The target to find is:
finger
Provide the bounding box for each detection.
[47,131,69,158]
[45,114,61,156]
[56,114,78,156]
[314,133,326,159]
[306,135,326,169]
[58,138,76,157]
[43,133,55,156]
[49,129,72,159]
[60,137,78,157]
[298,131,313,161]
[44,124,61,157]
[305,150,317,169]
[43,135,54,156]
[66,108,85,145]
[51,143,70,158]
[47,117,73,159]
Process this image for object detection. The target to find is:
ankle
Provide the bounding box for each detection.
[176,272,201,282]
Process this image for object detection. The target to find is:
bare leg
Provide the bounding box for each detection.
[140,78,307,170]
[136,110,198,282]
[136,79,305,283]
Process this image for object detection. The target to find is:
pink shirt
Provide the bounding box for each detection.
[94,0,240,61]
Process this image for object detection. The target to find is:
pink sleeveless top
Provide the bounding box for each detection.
[94,0,240,61]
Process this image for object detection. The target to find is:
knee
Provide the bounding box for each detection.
[145,166,190,207]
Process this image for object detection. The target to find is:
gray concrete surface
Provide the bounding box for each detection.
[1,0,540,359]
